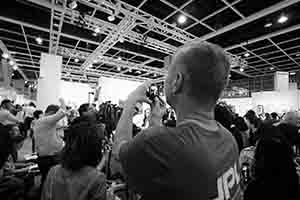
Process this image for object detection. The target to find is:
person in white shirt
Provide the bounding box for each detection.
[34,98,68,190]
[0,99,22,126]
[23,102,36,119]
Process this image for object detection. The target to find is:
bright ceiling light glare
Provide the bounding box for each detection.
[93,59,98,63]
[35,37,43,45]
[68,1,77,9]
[94,27,100,34]
[244,52,250,57]
[290,72,296,75]
[108,15,115,22]
[8,60,14,66]
[2,52,9,59]
[177,14,187,24]
[92,32,97,37]
[136,70,141,74]
[117,57,122,61]
[119,37,124,43]
[278,15,288,24]
[117,66,121,71]
[12,65,18,71]
[270,67,274,70]
[240,67,244,72]
[264,22,272,28]
[74,58,79,63]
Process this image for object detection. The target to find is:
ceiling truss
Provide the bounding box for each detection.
[1,0,300,84]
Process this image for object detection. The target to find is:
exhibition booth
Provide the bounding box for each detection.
[2,54,300,117]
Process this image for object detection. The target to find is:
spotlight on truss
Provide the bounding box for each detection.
[69,1,77,9]
[2,53,9,59]
[278,15,288,24]
[108,15,115,22]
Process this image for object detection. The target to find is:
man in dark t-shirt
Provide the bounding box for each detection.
[113,41,242,200]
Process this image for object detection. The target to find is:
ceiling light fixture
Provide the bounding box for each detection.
[108,15,115,22]
[35,37,43,45]
[290,72,296,75]
[74,58,79,63]
[12,65,18,71]
[117,57,122,61]
[119,37,124,43]
[177,14,187,24]
[94,27,100,34]
[117,66,121,71]
[244,52,250,57]
[278,15,288,24]
[136,70,141,74]
[68,1,77,9]
[240,68,244,72]
[92,32,97,37]
[2,52,9,59]
[270,67,274,70]
[264,22,273,28]
[8,60,14,66]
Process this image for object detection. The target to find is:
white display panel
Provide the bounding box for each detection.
[274,71,289,91]
[60,81,93,108]
[37,53,62,110]
[223,89,300,116]
[98,77,142,104]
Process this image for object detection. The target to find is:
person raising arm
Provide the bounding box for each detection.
[34,98,69,190]
[0,99,22,125]
[112,42,242,200]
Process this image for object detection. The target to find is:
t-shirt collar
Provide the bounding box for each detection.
[177,111,219,132]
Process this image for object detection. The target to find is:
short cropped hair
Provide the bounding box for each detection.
[61,121,103,171]
[271,112,278,120]
[33,110,43,119]
[176,42,230,102]
[78,103,90,116]
[29,102,36,108]
[45,105,60,115]
[1,99,12,107]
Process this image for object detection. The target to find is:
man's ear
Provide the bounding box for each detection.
[172,72,184,95]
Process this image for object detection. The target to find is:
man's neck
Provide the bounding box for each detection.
[175,98,214,124]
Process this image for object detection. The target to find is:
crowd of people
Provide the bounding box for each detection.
[0,41,300,200]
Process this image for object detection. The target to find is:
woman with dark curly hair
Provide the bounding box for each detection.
[41,120,106,200]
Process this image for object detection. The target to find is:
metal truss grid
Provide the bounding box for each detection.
[0,0,300,84]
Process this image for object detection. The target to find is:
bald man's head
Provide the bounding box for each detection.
[164,41,230,107]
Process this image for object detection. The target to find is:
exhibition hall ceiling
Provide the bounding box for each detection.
[0,0,300,84]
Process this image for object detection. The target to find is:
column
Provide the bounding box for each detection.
[0,59,12,88]
[274,71,289,91]
[37,53,62,110]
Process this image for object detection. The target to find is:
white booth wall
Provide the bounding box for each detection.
[58,77,142,107]
[223,89,300,116]
[98,77,142,104]
[60,81,93,108]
